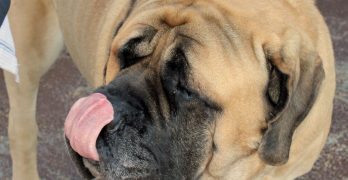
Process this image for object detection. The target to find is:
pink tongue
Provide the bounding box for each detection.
[64,93,114,161]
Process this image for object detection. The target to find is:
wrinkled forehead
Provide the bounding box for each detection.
[114,0,242,41]
[106,0,270,103]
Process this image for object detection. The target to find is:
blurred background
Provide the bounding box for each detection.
[0,0,347,179]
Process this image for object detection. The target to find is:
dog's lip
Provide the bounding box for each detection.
[65,137,96,179]
[66,138,159,179]
[82,158,102,178]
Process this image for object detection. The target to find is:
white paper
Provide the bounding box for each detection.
[0,16,19,82]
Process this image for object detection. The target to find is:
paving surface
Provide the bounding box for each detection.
[0,0,347,179]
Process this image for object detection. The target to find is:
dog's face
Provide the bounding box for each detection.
[66,1,325,179]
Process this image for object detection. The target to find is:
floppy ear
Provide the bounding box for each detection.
[258,34,325,166]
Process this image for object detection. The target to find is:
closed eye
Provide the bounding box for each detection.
[118,36,148,69]
[117,27,157,69]
[161,48,219,111]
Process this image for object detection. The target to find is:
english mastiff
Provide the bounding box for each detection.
[4,0,335,179]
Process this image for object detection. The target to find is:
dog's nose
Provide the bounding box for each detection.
[95,83,149,133]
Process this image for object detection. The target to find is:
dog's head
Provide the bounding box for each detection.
[66,1,325,179]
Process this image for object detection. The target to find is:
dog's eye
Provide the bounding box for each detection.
[161,48,196,103]
[118,36,147,69]
[166,82,195,100]
[177,83,194,100]
[117,28,157,69]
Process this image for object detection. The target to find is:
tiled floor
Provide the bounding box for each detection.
[0,0,347,179]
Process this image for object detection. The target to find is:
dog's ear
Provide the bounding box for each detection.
[258,33,325,166]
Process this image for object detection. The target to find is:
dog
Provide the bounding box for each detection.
[4,0,335,179]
